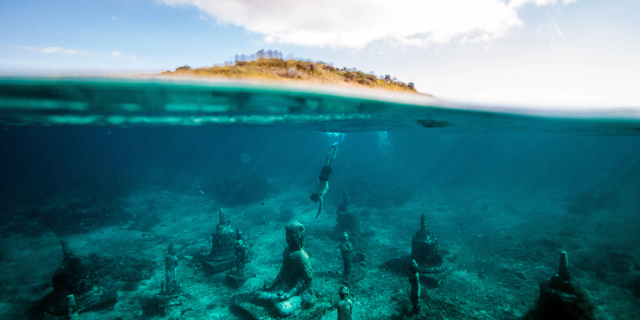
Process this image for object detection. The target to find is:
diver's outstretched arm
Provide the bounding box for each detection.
[315,197,324,218]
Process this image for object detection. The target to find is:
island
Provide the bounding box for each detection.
[161,50,427,95]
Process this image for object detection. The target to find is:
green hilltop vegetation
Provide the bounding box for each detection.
[162,57,419,93]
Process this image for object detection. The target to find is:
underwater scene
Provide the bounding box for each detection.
[1,79,640,320]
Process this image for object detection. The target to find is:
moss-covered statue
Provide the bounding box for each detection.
[409,260,421,314]
[233,221,327,319]
[340,232,353,280]
[258,221,314,316]
[337,285,354,320]
[153,244,182,310]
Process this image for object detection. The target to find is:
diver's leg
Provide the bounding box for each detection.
[326,146,338,166]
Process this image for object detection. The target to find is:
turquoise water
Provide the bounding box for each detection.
[2,78,639,133]
[0,78,639,319]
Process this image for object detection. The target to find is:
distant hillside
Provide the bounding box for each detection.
[161,58,422,94]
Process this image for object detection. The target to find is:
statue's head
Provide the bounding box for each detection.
[410,259,419,273]
[342,232,349,242]
[285,221,305,251]
[168,243,176,255]
[339,285,350,299]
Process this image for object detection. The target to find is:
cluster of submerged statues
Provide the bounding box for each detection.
[51,213,593,320]
[48,134,598,319]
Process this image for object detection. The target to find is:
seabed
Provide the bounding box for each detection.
[1,184,639,319]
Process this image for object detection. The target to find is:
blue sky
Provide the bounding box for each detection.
[1,0,639,108]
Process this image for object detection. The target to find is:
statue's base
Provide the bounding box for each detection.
[226,269,256,287]
[231,292,330,320]
[153,293,182,309]
[417,262,451,288]
[201,257,238,274]
[416,261,449,275]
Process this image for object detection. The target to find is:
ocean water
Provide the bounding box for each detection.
[0,78,639,319]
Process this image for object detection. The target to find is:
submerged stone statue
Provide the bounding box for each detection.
[154,244,182,309]
[164,244,179,295]
[340,232,353,280]
[523,251,597,320]
[259,221,314,316]
[409,260,421,314]
[203,208,239,273]
[337,285,354,320]
[335,191,361,240]
[227,229,255,286]
[232,221,326,319]
[67,294,78,320]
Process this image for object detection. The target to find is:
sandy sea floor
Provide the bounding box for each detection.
[1,185,639,320]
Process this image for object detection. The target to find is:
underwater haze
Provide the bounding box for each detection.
[0,78,639,320]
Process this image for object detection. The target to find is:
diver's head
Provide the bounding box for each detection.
[310,192,319,204]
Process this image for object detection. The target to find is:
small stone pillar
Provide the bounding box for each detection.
[203,208,239,273]
[558,251,571,281]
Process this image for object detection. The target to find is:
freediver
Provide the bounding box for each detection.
[310,133,344,218]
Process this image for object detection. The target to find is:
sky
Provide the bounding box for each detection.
[1,0,639,108]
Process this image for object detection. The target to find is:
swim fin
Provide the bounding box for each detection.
[332,133,345,146]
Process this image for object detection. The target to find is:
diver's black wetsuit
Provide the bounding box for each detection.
[319,165,332,182]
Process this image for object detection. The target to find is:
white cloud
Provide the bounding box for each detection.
[109,51,138,61]
[158,0,577,48]
[19,46,90,55]
[19,46,139,62]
